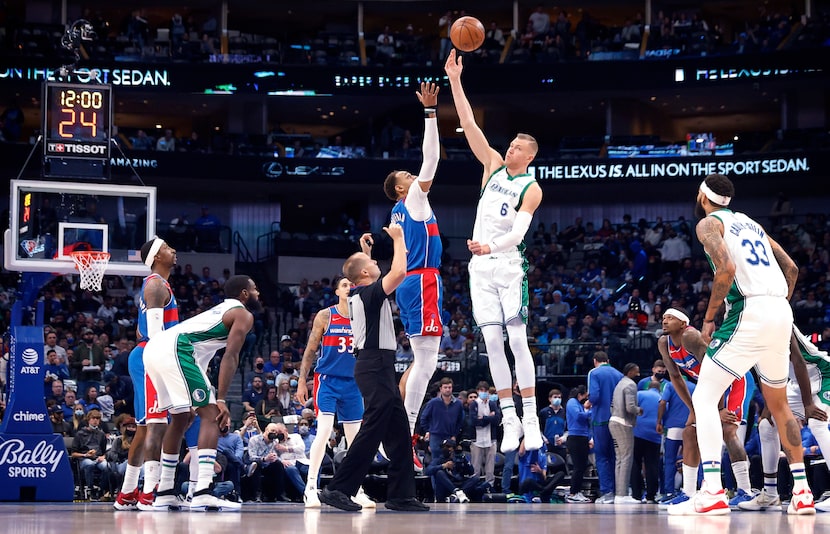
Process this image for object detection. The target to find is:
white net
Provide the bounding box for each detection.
[71,251,111,292]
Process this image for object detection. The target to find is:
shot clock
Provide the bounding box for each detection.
[43,82,111,165]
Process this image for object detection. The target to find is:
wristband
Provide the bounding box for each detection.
[217,399,226,404]
[423,107,436,117]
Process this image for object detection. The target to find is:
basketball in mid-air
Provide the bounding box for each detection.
[450,16,485,52]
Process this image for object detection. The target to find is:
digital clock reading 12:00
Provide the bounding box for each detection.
[43,82,111,159]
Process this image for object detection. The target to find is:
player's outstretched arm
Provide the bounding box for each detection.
[297,308,330,406]
[444,49,502,180]
[415,81,440,193]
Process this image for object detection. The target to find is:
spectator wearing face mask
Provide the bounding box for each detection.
[539,388,567,458]
[468,381,500,487]
[297,418,314,455]
[250,356,267,383]
[275,360,299,387]
[638,359,668,392]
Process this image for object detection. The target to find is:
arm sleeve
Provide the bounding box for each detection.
[403,117,439,221]
[146,308,164,338]
[488,210,533,253]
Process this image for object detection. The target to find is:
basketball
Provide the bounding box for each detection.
[450,16,485,52]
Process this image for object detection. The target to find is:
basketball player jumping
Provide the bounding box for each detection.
[382,81,442,467]
[445,49,544,452]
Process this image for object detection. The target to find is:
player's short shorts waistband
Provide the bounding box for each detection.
[406,267,440,276]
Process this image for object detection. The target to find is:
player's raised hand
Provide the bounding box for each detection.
[444,48,463,79]
[416,81,439,107]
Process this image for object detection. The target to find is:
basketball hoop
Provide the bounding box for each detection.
[71,251,110,292]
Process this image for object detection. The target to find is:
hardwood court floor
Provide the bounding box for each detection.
[1,502,827,534]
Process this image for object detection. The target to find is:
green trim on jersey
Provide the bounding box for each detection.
[519,250,529,323]
[794,334,830,407]
[516,180,537,212]
[705,296,744,359]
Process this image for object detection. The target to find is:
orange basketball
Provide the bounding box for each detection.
[450,16,485,52]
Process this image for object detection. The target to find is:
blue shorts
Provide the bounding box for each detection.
[128,344,168,425]
[396,269,443,337]
[313,373,364,423]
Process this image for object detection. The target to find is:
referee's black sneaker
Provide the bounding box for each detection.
[384,497,430,512]
[319,488,362,512]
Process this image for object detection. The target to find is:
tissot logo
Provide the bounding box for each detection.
[48,143,106,155]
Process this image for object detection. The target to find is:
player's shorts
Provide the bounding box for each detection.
[128,343,168,425]
[468,253,528,326]
[396,268,443,337]
[706,296,792,387]
[143,333,215,414]
[723,371,755,424]
[787,380,830,420]
[313,373,364,423]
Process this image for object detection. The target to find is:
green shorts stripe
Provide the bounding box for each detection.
[176,334,211,407]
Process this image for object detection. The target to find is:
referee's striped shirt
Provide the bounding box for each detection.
[348,280,397,351]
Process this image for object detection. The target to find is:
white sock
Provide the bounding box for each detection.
[196,448,216,493]
[405,336,439,435]
[307,414,335,490]
[682,464,698,496]
[521,396,537,419]
[188,446,199,497]
[500,397,516,416]
[142,460,160,494]
[764,475,779,497]
[758,417,780,496]
[158,453,179,493]
[790,462,809,494]
[121,464,140,493]
[732,460,751,493]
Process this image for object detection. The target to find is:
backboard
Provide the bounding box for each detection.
[4,179,156,276]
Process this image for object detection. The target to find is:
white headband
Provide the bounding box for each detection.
[144,237,165,267]
[700,180,731,206]
[663,308,690,324]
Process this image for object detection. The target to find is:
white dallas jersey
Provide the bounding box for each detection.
[472,165,536,256]
[160,298,242,368]
[787,327,830,395]
[708,209,788,302]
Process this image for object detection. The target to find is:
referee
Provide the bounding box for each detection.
[319,223,429,512]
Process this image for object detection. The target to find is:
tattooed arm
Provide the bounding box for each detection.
[768,236,798,300]
[696,215,735,341]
